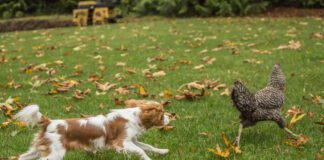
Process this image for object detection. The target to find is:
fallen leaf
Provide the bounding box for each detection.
[152,71,166,78]
[165,112,179,121]
[243,58,263,64]
[73,89,91,100]
[64,105,73,112]
[157,125,175,131]
[202,56,216,65]
[199,132,213,138]
[277,40,301,50]
[114,98,125,106]
[95,82,117,92]
[115,87,129,95]
[159,90,173,99]
[88,75,102,82]
[220,88,230,96]
[194,64,205,70]
[315,121,324,125]
[287,113,306,128]
[310,94,323,105]
[284,134,308,148]
[286,106,304,117]
[116,62,126,66]
[138,85,149,97]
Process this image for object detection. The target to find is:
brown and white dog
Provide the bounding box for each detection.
[14,101,170,160]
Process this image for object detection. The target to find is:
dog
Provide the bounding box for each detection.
[14,101,170,160]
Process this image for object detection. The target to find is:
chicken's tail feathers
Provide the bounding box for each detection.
[268,64,286,90]
[13,104,49,128]
[231,81,256,111]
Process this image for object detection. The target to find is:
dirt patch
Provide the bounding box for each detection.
[262,7,324,17]
[0,19,74,33]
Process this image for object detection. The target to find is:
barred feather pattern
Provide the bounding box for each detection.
[231,64,286,128]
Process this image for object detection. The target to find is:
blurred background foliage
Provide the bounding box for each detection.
[0,0,323,19]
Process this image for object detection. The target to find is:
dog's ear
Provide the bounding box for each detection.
[141,103,162,113]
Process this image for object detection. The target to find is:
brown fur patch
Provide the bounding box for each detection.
[124,99,160,108]
[105,117,128,149]
[139,104,165,129]
[57,117,128,151]
[57,119,105,151]
[38,116,50,132]
[33,131,51,157]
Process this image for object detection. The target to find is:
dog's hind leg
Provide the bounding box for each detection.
[18,146,39,160]
[133,140,169,155]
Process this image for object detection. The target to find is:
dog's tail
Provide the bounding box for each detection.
[14,105,49,128]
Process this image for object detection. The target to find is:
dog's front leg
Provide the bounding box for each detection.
[133,140,169,155]
[123,140,151,160]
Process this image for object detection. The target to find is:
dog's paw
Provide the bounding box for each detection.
[156,149,169,155]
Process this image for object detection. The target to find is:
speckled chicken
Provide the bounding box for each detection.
[231,64,298,147]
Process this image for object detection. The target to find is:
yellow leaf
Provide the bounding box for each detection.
[161,90,173,98]
[139,85,148,97]
[289,113,306,126]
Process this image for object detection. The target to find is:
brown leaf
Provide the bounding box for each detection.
[116,62,126,66]
[152,71,166,78]
[124,67,137,74]
[64,105,73,112]
[199,132,213,138]
[243,58,263,64]
[165,112,179,121]
[88,75,102,82]
[73,89,91,100]
[6,80,22,89]
[277,40,301,50]
[95,82,117,92]
[114,98,125,106]
[286,106,304,117]
[115,87,130,95]
[193,64,205,70]
[310,94,323,105]
[147,56,167,63]
[202,56,216,65]
[157,125,175,131]
[315,121,324,125]
[284,134,308,148]
[220,88,230,96]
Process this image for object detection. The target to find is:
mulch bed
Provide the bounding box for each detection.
[262,7,324,17]
[0,19,74,33]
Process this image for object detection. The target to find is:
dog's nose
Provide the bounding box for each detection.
[163,115,170,125]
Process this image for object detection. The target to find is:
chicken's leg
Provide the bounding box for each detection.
[284,127,299,138]
[235,123,243,147]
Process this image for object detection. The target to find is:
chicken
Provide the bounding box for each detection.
[231,64,298,147]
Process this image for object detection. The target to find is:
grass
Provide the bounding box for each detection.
[0,17,323,160]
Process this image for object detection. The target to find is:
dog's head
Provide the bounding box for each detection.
[139,101,170,129]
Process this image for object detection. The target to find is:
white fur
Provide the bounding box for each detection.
[15,105,170,160]
[14,105,42,127]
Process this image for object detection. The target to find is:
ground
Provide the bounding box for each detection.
[0,17,323,160]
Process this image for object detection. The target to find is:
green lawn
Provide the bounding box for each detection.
[0,17,323,160]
